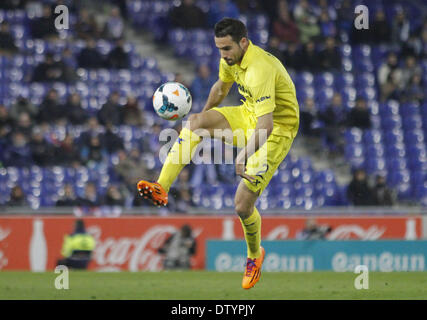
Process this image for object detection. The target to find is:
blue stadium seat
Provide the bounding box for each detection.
[387,169,411,187]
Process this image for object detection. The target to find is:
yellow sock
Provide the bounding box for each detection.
[157,127,201,192]
[240,207,262,259]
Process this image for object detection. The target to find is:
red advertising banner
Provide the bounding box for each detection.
[0,215,422,271]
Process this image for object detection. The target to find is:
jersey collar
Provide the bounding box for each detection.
[239,40,254,70]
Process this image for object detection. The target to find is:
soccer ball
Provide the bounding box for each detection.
[152,82,192,121]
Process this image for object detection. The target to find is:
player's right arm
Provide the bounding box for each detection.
[202,58,235,112]
[201,79,233,112]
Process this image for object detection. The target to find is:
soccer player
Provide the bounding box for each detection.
[137,18,299,289]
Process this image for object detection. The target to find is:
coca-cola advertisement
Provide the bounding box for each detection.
[0,215,422,271]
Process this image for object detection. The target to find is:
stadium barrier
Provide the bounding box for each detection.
[0,214,425,271]
[206,240,427,272]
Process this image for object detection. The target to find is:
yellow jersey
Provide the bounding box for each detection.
[218,41,299,138]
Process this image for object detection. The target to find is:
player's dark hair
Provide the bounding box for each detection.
[214,18,248,43]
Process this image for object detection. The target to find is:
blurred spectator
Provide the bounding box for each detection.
[148,123,163,154]
[300,97,321,137]
[114,148,155,191]
[80,135,106,165]
[372,175,396,206]
[98,91,122,126]
[102,185,125,207]
[377,52,402,102]
[282,42,300,71]
[319,93,346,153]
[63,93,88,125]
[111,0,128,19]
[9,97,37,123]
[318,10,337,39]
[30,127,54,166]
[77,38,105,69]
[315,0,336,21]
[56,184,78,207]
[293,0,316,23]
[296,218,332,240]
[266,37,284,62]
[370,9,390,44]
[0,105,12,143]
[0,22,18,55]
[391,10,410,46]
[346,97,371,130]
[169,0,207,30]
[3,131,32,167]
[401,73,425,104]
[294,0,320,44]
[319,37,341,71]
[79,117,104,149]
[335,0,353,34]
[158,224,196,269]
[347,169,374,206]
[208,0,240,28]
[13,112,33,137]
[170,168,195,213]
[400,56,422,89]
[106,38,129,69]
[122,96,145,126]
[59,49,78,81]
[102,122,124,154]
[235,0,260,14]
[103,6,124,40]
[421,28,427,59]
[75,8,102,40]
[62,47,78,69]
[7,185,28,207]
[272,5,299,44]
[37,89,65,125]
[191,64,216,102]
[31,52,71,83]
[30,4,58,39]
[56,219,96,269]
[401,33,424,59]
[0,0,27,10]
[76,182,100,207]
[174,73,191,90]
[261,0,288,22]
[297,40,321,72]
[55,134,82,167]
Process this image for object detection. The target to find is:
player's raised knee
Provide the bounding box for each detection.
[234,200,253,220]
[186,112,202,130]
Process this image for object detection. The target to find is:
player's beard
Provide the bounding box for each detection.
[225,47,245,66]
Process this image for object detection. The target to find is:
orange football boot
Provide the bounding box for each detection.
[137,180,168,207]
[242,246,265,290]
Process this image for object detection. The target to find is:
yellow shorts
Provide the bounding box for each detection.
[212,105,295,195]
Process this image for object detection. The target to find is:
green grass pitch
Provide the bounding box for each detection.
[0,271,426,300]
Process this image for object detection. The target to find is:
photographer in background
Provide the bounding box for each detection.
[57,219,96,269]
[296,218,332,240]
[158,224,196,270]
